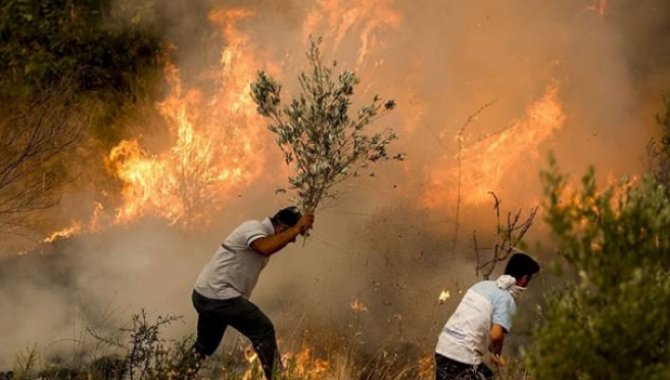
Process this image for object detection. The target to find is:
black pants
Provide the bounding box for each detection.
[192,290,280,379]
[435,353,494,380]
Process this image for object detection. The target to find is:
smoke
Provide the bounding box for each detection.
[2,0,670,370]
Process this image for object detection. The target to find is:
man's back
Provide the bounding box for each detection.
[194,218,273,300]
[435,280,517,365]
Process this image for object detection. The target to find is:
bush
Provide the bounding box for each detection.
[0,0,163,102]
[525,157,670,379]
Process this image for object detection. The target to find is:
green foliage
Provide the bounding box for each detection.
[0,0,164,102]
[250,38,402,213]
[648,95,670,189]
[0,0,164,239]
[526,156,670,379]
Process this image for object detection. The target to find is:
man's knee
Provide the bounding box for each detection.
[252,320,276,342]
[194,339,218,357]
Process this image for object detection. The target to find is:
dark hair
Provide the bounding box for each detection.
[504,253,540,280]
[271,206,302,227]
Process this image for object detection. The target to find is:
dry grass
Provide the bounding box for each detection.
[2,309,535,380]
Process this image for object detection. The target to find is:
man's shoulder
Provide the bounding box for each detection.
[230,218,273,240]
[470,281,514,303]
[237,219,264,229]
[470,280,497,293]
[231,218,270,233]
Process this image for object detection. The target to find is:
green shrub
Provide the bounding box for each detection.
[525,157,670,379]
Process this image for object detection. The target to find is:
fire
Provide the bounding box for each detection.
[244,345,259,364]
[282,346,329,378]
[106,8,268,228]
[42,202,105,243]
[350,298,369,313]
[586,0,607,17]
[43,222,82,243]
[242,344,329,380]
[42,8,270,239]
[43,2,402,240]
[437,289,450,304]
[423,81,566,208]
[303,0,401,69]
[418,355,435,379]
[242,345,260,380]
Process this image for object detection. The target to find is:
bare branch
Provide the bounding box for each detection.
[452,100,495,249]
[474,193,538,280]
[0,81,86,237]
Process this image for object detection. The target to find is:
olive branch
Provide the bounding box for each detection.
[251,38,403,214]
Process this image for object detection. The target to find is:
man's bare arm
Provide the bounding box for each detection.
[489,323,506,357]
[251,215,314,256]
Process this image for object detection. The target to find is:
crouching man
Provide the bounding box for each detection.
[434,253,540,380]
[182,206,314,379]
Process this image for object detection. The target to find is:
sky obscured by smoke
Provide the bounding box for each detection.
[1,0,669,368]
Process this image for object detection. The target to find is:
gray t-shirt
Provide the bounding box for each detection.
[194,217,274,299]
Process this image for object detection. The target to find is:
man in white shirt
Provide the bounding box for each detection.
[435,253,540,379]
[183,206,314,379]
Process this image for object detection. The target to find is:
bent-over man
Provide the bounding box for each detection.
[434,253,540,380]
[183,206,314,379]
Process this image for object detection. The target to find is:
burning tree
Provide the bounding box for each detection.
[250,39,402,214]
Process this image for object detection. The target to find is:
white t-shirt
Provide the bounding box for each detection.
[435,280,517,365]
[194,217,274,300]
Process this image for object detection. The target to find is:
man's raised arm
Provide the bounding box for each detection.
[251,215,314,256]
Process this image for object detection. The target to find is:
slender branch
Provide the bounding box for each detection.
[473,230,481,277]
[474,192,538,279]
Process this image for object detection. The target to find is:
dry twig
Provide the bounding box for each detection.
[473,192,538,279]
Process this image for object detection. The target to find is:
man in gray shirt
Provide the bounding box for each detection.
[183,206,314,379]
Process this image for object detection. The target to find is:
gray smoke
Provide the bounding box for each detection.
[1,0,669,370]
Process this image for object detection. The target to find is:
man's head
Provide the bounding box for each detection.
[504,252,540,287]
[270,206,302,233]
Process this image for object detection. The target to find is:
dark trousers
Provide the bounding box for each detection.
[435,353,494,380]
[192,290,280,379]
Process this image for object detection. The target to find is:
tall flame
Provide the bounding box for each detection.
[43,2,406,242]
[303,0,401,69]
[586,0,607,17]
[423,81,566,208]
[106,9,268,228]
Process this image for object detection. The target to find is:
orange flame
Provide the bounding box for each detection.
[586,0,607,17]
[44,2,403,241]
[423,81,566,208]
[282,346,329,378]
[418,355,436,379]
[43,222,82,243]
[106,9,268,229]
[242,344,329,380]
[350,298,369,313]
[244,345,259,364]
[242,345,260,380]
[303,0,401,69]
[43,202,105,243]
